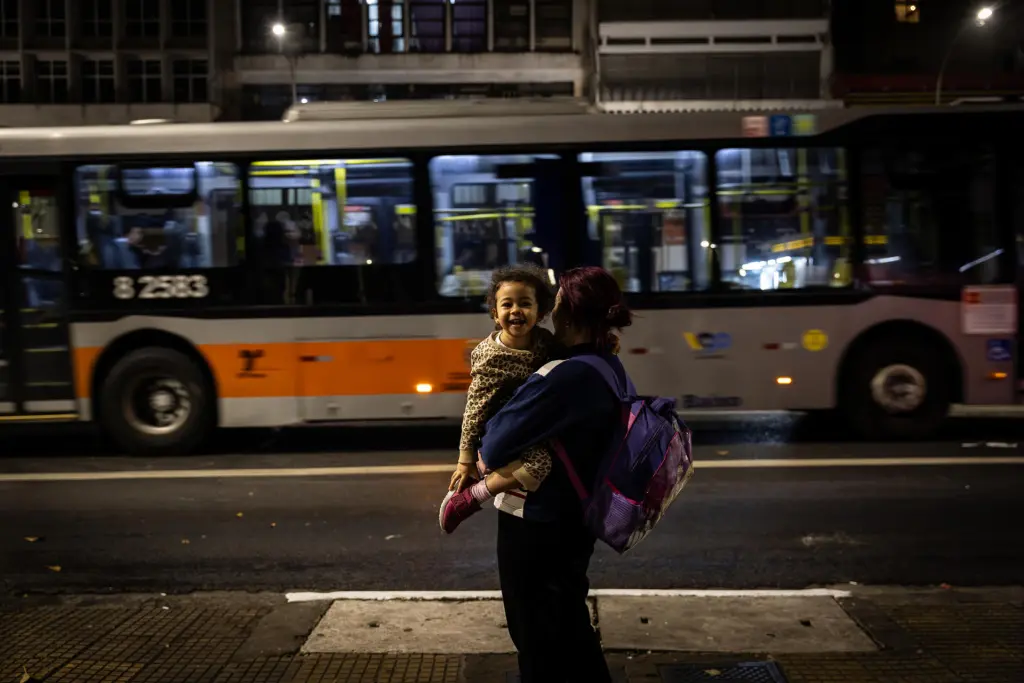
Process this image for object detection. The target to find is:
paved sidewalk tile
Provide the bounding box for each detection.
[0,590,1020,683]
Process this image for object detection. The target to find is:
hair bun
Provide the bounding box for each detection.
[606,303,633,329]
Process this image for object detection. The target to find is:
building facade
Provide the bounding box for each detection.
[0,0,222,127]
[0,0,584,126]
[234,0,584,120]
[3,0,1019,127]
[594,0,836,112]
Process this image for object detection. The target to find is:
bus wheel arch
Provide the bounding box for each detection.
[91,330,218,455]
[836,320,963,440]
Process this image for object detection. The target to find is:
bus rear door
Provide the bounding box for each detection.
[0,177,78,421]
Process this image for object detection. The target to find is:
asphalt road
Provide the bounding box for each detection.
[1,440,1022,596]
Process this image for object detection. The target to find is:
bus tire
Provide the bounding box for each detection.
[843,337,951,441]
[99,346,214,456]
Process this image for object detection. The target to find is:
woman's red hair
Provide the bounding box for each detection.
[556,267,633,353]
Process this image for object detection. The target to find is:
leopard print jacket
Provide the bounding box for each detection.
[458,328,555,491]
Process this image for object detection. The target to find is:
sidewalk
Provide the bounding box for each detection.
[1,587,1021,683]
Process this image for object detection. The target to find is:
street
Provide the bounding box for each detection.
[1,430,1022,682]
[1,439,1022,595]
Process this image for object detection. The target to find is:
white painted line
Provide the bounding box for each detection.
[284,588,852,603]
[0,456,1021,483]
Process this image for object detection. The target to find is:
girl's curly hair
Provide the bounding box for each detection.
[487,263,556,321]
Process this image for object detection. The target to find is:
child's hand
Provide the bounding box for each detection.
[449,463,477,492]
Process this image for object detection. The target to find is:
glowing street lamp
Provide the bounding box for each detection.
[935,5,998,105]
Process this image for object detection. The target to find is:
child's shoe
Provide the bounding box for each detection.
[438,488,482,534]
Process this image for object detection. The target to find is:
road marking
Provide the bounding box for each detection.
[284,588,853,603]
[0,456,1022,483]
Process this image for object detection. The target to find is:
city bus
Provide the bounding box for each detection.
[0,99,1020,454]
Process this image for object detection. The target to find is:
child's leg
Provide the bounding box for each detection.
[509,445,553,493]
[481,460,527,496]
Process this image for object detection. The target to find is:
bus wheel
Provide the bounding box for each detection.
[99,346,214,455]
[844,338,951,440]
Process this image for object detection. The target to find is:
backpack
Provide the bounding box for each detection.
[551,355,694,554]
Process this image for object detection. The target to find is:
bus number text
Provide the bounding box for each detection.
[113,275,209,300]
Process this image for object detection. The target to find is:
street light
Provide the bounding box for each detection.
[935,5,997,105]
[270,21,298,105]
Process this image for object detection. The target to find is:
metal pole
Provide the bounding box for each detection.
[290,55,297,104]
[935,22,971,105]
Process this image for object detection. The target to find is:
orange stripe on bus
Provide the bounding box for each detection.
[74,338,478,399]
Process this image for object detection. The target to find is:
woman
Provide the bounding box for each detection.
[476,266,633,683]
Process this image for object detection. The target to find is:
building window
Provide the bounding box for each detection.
[0,0,18,39]
[452,0,486,52]
[80,0,113,38]
[715,148,851,290]
[82,59,115,103]
[535,0,572,51]
[37,60,69,103]
[171,0,207,38]
[284,0,321,52]
[409,0,445,53]
[494,0,529,52]
[35,0,66,38]
[369,0,406,53]
[0,60,20,103]
[127,59,162,102]
[325,0,362,52]
[173,59,208,102]
[126,0,160,38]
[240,0,279,52]
[894,2,920,23]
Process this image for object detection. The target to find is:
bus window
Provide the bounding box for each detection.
[75,163,242,270]
[429,154,557,298]
[861,145,1001,287]
[715,147,850,291]
[247,158,416,268]
[579,151,709,293]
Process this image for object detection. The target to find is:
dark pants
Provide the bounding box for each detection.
[497,512,611,683]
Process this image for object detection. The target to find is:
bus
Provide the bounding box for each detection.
[0,99,1020,454]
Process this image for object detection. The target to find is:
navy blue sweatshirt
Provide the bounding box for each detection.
[479,343,626,524]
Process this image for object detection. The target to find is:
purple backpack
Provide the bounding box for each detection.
[552,355,694,554]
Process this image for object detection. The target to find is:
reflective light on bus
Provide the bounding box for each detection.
[989,372,1008,380]
[547,269,556,285]
[415,383,433,393]
[866,256,901,265]
[776,376,793,385]
[960,249,1003,273]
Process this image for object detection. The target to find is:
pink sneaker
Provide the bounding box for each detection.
[438,488,482,534]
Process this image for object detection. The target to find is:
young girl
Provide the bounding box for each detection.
[439,263,558,534]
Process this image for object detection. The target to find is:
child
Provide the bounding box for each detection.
[439,263,558,534]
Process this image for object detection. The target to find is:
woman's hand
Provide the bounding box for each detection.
[449,462,477,492]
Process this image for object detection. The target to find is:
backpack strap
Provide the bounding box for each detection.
[551,440,589,502]
[565,354,636,401]
[551,354,637,503]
